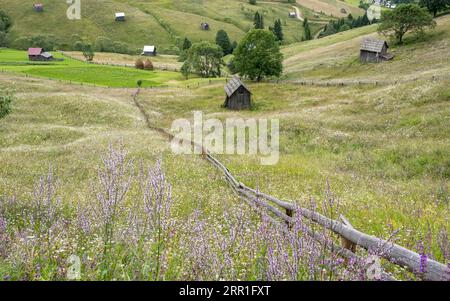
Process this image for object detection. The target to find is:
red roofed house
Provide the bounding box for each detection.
[28,48,54,61]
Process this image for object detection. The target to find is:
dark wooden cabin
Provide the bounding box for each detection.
[360,38,394,63]
[141,45,157,56]
[224,76,252,110]
[34,3,43,12]
[115,12,125,21]
[200,22,210,30]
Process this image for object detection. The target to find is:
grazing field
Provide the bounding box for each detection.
[0,0,328,52]
[0,49,188,87]
[295,0,364,17]
[0,13,449,280]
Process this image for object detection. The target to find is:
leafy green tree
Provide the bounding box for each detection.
[182,37,192,51]
[271,19,284,42]
[419,0,450,17]
[249,0,257,4]
[303,18,312,41]
[253,12,264,29]
[216,29,232,55]
[378,4,436,43]
[181,61,192,79]
[0,10,12,32]
[0,31,7,47]
[184,42,224,77]
[233,29,283,81]
[82,42,95,61]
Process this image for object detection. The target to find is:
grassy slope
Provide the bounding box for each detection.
[0,16,448,265]
[282,16,450,81]
[0,0,329,51]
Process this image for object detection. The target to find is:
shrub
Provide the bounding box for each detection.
[0,87,14,119]
[143,59,154,71]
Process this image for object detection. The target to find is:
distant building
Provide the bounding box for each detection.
[200,22,210,30]
[288,12,297,18]
[141,45,157,56]
[33,3,43,12]
[28,48,54,61]
[360,38,394,63]
[224,76,252,110]
[115,12,125,21]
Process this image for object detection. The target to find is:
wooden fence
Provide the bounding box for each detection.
[131,87,449,281]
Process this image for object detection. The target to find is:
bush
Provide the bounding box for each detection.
[0,87,14,119]
[135,58,144,69]
[143,59,154,71]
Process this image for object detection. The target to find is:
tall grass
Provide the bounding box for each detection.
[1,143,446,281]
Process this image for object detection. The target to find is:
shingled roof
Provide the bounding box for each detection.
[28,48,43,56]
[360,38,388,53]
[224,76,251,97]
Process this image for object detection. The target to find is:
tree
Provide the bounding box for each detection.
[82,42,95,61]
[182,37,192,51]
[249,0,257,4]
[419,0,450,17]
[184,42,224,78]
[254,12,264,29]
[181,61,192,79]
[303,18,312,41]
[233,29,283,81]
[216,29,232,55]
[378,4,436,43]
[271,19,284,42]
[0,10,12,32]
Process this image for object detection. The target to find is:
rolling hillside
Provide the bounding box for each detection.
[0,0,334,53]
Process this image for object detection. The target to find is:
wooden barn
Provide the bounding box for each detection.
[115,12,125,21]
[360,38,394,63]
[288,12,297,18]
[28,48,54,61]
[200,22,210,30]
[141,45,157,56]
[33,3,43,12]
[224,76,252,110]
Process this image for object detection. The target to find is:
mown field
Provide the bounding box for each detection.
[0,15,449,280]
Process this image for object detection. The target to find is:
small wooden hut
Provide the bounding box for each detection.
[28,48,54,61]
[141,45,157,56]
[224,76,252,110]
[33,3,43,12]
[115,12,125,21]
[288,12,297,18]
[200,22,210,30]
[360,38,394,63]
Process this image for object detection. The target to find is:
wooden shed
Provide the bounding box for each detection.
[224,76,252,110]
[28,48,54,61]
[141,45,157,56]
[33,3,43,12]
[288,12,297,18]
[360,38,394,63]
[115,12,125,21]
[200,22,210,30]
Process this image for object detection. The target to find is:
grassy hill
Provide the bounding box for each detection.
[0,0,333,53]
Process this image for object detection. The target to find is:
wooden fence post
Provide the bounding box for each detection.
[339,215,356,253]
[286,208,294,229]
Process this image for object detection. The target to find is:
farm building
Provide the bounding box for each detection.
[288,12,297,18]
[224,76,252,110]
[142,45,157,56]
[115,12,125,21]
[28,48,54,61]
[200,22,210,30]
[33,3,43,12]
[360,38,394,63]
